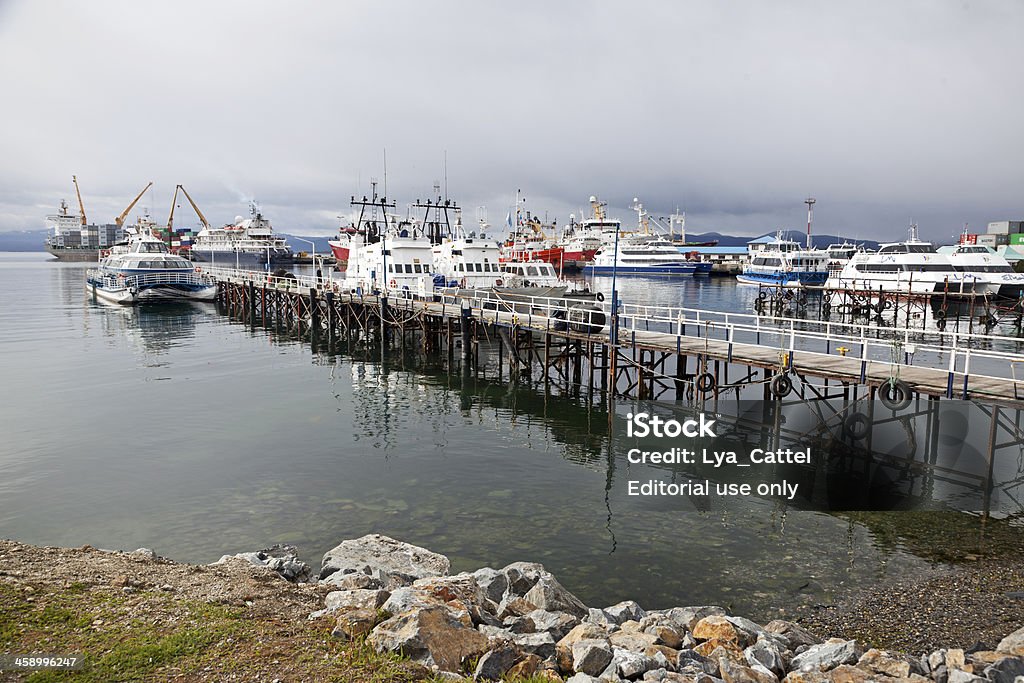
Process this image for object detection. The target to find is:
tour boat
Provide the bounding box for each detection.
[736,236,829,288]
[86,226,216,305]
[584,235,697,275]
[938,243,1024,300]
[824,242,863,277]
[825,225,993,297]
[190,202,293,268]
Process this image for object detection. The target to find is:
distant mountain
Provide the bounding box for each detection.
[282,235,333,254]
[0,230,48,251]
[686,232,750,247]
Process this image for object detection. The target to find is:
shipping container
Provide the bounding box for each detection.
[1011,233,1024,246]
[978,234,998,247]
[988,220,1024,235]
[960,233,978,245]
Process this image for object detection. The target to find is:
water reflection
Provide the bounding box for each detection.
[4,255,1024,622]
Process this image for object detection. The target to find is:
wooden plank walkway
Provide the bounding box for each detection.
[415,299,1022,403]
[211,272,1024,404]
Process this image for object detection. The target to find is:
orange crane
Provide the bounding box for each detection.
[176,185,211,230]
[72,175,87,226]
[116,181,153,228]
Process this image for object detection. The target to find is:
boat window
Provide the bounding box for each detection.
[474,263,483,272]
[527,266,539,276]
[388,264,394,272]
[907,244,936,253]
[404,264,413,273]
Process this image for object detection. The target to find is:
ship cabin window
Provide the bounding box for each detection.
[527,266,539,276]
[388,264,394,272]
[404,264,413,273]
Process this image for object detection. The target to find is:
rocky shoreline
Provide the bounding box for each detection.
[217,533,1024,683]
[2,535,1023,682]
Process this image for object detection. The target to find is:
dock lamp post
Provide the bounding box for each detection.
[610,221,621,349]
[294,237,317,284]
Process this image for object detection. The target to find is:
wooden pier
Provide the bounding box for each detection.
[203,266,1024,408]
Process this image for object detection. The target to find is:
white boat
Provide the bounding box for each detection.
[585,235,697,275]
[825,224,993,297]
[334,190,435,297]
[86,226,216,305]
[560,196,618,269]
[938,243,1024,300]
[824,242,864,277]
[191,202,293,269]
[737,235,829,288]
[431,217,505,289]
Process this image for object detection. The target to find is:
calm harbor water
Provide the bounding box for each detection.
[2,252,1022,621]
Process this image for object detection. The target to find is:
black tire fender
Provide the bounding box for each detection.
[879,378,913,411]
[844,412,871,440]
[770,373,793,398]
[695,372,716,393]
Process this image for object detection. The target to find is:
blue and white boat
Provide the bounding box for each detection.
[584,237,697,275]
[86,225,217,305]
[736,236,828,288]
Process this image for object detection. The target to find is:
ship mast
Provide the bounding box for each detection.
[72,175,87,226]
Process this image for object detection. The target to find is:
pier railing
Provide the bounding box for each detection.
[205,267,1024,400]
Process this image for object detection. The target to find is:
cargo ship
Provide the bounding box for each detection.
[43,177,126,261]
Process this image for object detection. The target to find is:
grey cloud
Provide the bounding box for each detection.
[1,0,1021,239]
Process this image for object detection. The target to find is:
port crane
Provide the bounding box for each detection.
[166,184,211,232]
[72,175,87,226]
[115,182,153,228]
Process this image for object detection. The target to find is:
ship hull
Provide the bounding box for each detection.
[45,247,100,262]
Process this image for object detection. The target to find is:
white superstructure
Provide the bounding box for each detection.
[826,225,993,296]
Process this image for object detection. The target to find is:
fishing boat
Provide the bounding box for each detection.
[560,196,618,270]
[328,225,360,265]
[431,217,505,289]
[86,226,216,305]
[498,190,564,268]
[736,235,829,288]
[335,190,435,297]
[825,224,993,296]
[190,202,293,268]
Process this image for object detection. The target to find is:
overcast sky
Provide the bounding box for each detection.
[1,0,1021,242]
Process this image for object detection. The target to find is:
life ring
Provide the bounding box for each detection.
[879,378,912,411]
[194,267,201,273]
[695,372,716,393]
[758,290,768,300]
[389,279,397,288]
[771,373,793,398]
[494,278,503,286]
[595,291,605,302]
[843,412,870,440]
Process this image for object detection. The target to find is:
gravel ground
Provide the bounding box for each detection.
[798,558,1024,654]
